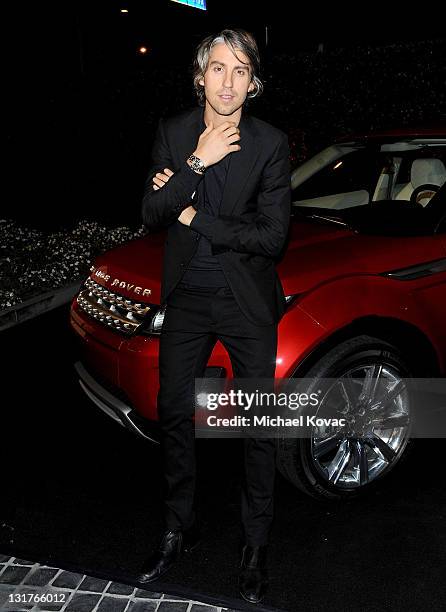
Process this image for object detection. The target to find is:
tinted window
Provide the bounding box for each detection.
[292,150,385,201]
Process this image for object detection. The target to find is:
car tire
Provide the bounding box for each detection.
[276,334,415,500]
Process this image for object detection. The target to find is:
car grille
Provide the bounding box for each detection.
[76,277,152,335]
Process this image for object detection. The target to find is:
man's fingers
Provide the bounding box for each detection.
[153,171,173,188]
[151,168,174,191]
[216,121,237,133]
[155,172,170,181]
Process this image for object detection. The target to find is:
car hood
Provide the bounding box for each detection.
[277,217,442,294]
[89,219,441,303]
[89,232,166,303]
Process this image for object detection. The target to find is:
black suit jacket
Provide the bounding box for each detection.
[141,105,291,326]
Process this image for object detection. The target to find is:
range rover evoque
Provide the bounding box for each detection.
[70,128,446,500]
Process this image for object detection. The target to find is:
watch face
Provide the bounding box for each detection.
[188,155,205,173]
[192,156,205,172]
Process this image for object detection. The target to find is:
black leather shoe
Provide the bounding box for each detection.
[137,524,201,584]
[238,544,269,604]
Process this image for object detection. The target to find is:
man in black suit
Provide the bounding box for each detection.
[137,28,291,604]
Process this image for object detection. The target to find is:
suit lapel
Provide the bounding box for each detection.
[176,107,204,171]
[220,111,260,217]
[177,106,260,218]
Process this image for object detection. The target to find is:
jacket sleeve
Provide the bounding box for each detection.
[189,133,291,257]
[141,118,204,231]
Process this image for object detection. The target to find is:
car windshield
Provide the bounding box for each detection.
[291,141,446,235]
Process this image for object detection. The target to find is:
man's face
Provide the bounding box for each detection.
[199,42,255,117]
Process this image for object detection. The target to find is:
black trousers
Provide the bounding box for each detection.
[157,281,278,547]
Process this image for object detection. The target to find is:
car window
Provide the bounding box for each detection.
[290,145,446,237]
[292,146,446,212]
[392,149,446,204]
[292,149,385,204]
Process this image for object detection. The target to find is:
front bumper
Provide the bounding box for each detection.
[70,299,233,421]
[74,360,162,444]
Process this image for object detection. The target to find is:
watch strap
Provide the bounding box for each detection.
[188,154,207,174]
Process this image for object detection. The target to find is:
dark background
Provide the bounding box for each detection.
[4,1,446,231]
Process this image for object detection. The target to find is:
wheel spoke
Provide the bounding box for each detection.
[358,365,380,403]
[351,439,369,485]
[326,439,351,483]
[373,414,410,429]
[364,364,383,404]
[338,376,359,411]
[371,380,406,412]
[313,434,342,459]
[364,433,396,463]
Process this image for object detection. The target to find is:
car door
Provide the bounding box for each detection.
[409,214,446,371]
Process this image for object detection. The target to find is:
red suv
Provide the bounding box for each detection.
[70,129,446,500]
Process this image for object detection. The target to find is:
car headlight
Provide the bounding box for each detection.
[142,295,299,336]
[284,294,301,309]
[141,305,166,335]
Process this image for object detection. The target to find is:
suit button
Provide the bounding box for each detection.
[180,262,185,267]
[195,236,199,241]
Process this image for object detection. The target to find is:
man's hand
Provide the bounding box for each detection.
[152,168,174,190]
[178,205,197,226]
[193,121,241,168]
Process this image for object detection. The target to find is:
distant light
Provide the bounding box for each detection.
[333,161,343,169]
[139,46,148,55]
[120,8,129,13]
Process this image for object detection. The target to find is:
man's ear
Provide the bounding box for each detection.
[248,81,255,93]
[199,77,205,86]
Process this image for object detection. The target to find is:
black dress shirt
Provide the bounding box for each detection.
[181,123,231,287]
